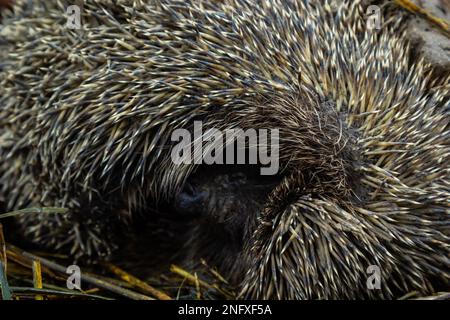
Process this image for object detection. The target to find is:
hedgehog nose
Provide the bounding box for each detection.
[174,184,209,216]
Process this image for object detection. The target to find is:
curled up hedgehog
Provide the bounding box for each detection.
[0,0,449,299]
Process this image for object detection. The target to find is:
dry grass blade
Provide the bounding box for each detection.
[8,245,154,300]
[394,0,450,36]
[9,287,113,300]
[201,259,229,284]
[105,264,171,300]
[32,260,44,300]
[194,273,201,300]
[171,265,215,290]
[6,247,63,281]
[170,264,234,299]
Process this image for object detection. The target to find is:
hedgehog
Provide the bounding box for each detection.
[0,0,449,299]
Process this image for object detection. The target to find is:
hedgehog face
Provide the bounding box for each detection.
[172,93,372,298]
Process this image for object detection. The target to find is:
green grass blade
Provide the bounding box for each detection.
[0,261,12,300]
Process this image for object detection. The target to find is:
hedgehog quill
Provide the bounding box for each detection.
[0,0,449,299]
